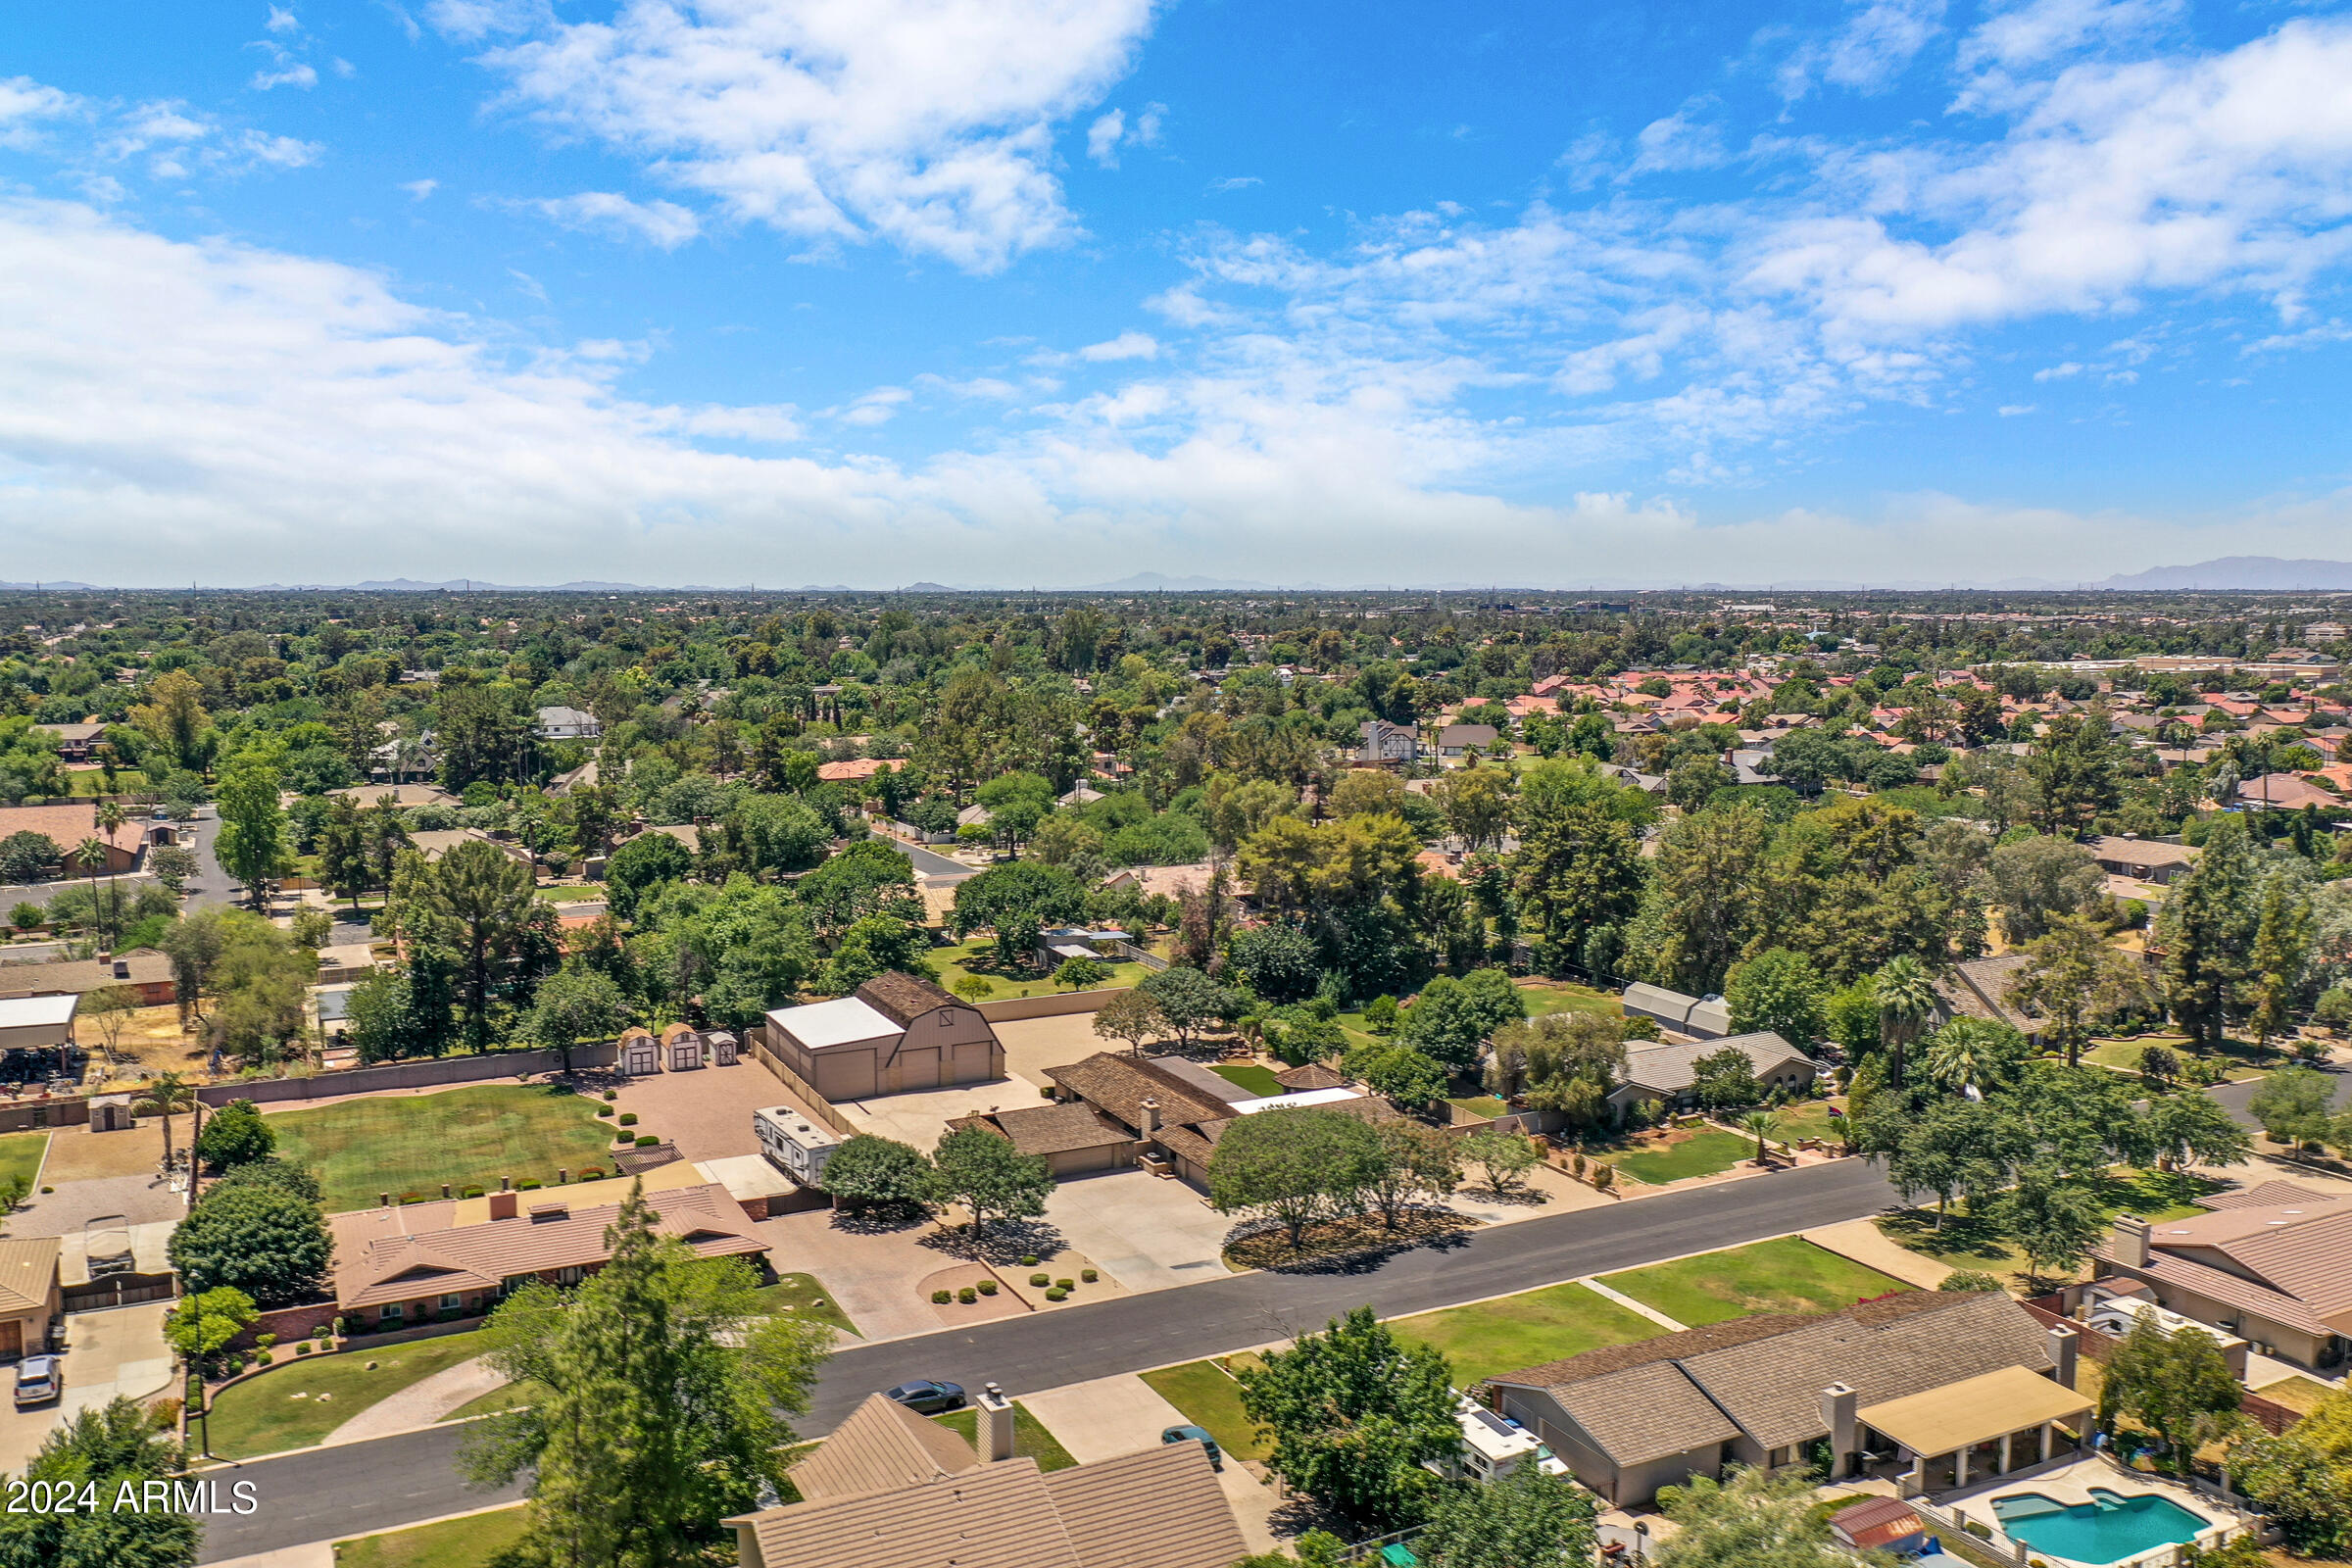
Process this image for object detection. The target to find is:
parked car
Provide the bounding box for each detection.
[13,1356,60,1406]
[1161,1423,1221,1470]
[884,1379,964,1414]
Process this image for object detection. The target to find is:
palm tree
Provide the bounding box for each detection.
[1875,954,1936,1088]
[74,836,110,946]
[94,798,126,920]
[1924,1018,2005,1095]
[136,1070,197,1177]
[1740,1109,1785,1165]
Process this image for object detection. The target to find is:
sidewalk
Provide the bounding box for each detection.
[323,1355,507,1446]
[1802,1217,1954,1289]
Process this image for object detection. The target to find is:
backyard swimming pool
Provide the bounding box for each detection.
[1989,1489,2209,1565]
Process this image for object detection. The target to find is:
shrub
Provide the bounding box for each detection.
[149,1396,182,1431]
[957,1287,976,1304]
[257,1350,273,1366]
[38,1186,51,1195]
[1045,1287,1068,1301]
[635,1134,661,1148]
[256,1333,277,1349]
[1019,1254,1040,1267]
[1080,1268,1098,1283]
[294,1343,312,1355]
[1054,1278,1075,1291]
[931,1289,953,1304]
[596,1105,613,1117]
[976,1279,999,1297]
[602,1089,617,1101]
[1039,1085,1055,1099]
[574,1168,602,1181]
[515,1178,542,1190]
[617,1112,639,1126]
[461,1186,485,1199]
[1029,1272,1051,1287]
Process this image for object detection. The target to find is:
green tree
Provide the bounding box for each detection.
[2248,1065,2337,1151]
[2001,1161,2106,1287]
[1883,1098,2008,1229]
[1650,1465,1856,1568]
[1922,1017,2030,1096]
[132,1070,197,1177]
[2159,814,2263,1052]
[1358,1120,1462,1227]
[1634,803,1771,994]
[1484,1012,1626,1133]
[418,838,541,1050]
[2029,710,2121,835]
[1235,1306,1459,1533]
[927,1126,1055,1237]
[212,751,291,910]
[164,1286,259,1378]
[2232,1383,2352,1558]
[168,1184,331,1307]
[1090,988,1166,1054]
[1228,922,1322,1004]
[818,1135,932,1216]
[1510,785,1646,974]
[1397,966,1525,1072]
[318,795,371,908]
[2142,1091,2253,1194]
[1207,1106,1384,1247]
[1983,833,2106,944]
[2014,913,2144,1069]
[193,1098,274,1170]
[462,1185,830,1568]
[130,668,213,773]
[1690,1046,1763,1110]
[1418,1464,1597,1568]
[1458,1125,1540,1194]
[0,1396,199,1568]
[0,831,62,884]
[1725,948,1828,1045]
[2099,1317,2245,1477]
[518,964,630,1070]
[1344,1040,1449,1108]
[1873,953,1936,1087]
[1052,956,1109,991]
[2248,873,2315,1051]
[950,860,1086,968]
[725,792,831,875]
[605,830,695,919]
[1138,964,1235,1051]
[974,771,1056,855]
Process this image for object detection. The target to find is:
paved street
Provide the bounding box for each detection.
[193,1153,1896,1560]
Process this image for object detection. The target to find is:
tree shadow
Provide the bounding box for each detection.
[829,1204,933,1236]
[919,1216,1068,1266]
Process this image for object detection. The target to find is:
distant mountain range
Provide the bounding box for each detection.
[2093,558,2352,591]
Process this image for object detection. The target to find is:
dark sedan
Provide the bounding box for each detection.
[884,1379,965,1414]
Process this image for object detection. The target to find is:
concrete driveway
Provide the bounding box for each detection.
[994,1014,1123,1090]
[1017,1373,1280,1552]
[0,1301,174,1470]
[1041,1170,1241,1292]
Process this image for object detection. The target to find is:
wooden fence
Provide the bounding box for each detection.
[748,1034,857,1139]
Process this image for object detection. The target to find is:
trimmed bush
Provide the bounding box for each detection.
[515,1178,542,1190]
[596,1105,613,1117]
[957,1287,976,1304]
[931,1289,953,1304]
[1029,1272,1050,1288]
[1054,1278,1075,1291]
[1080,1268,1098,1283]
[573,1168,602,1182]
[1045,1287,1068,1301]
[1019,1254,1040,1267]
[617,1112,639,1127]
[294,1343,311,1355]
[602,1090,617,1101]
[634,1134,661,1148]
[460,1186,485,1199]
[976,1279,999,1297]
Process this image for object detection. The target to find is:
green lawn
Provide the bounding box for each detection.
[934,1401,1077,1471]
[1875,1167,2223,1291]
[2082,1032,2275,1082]
[1599,1238,1913,1327]
[929,938,1150,1002]
[268,1083,618,1213]
[64,771,151,798]
[1446,1095,1509,1120]
[1518,982,1622,1020]
[1209,1062,1288,1098]
[754,1273,859,1336]
[1389,1281,1661,1385]
[335,1505,527,1568]
[1140,1358,1272,1462]
[0,1131,48,1191]
[1773,1098,1848,1146]
[1596,1128,1755,1185]
[206,1330,493,1459]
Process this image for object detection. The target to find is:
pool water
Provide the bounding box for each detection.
[1990,1489,2208,1565]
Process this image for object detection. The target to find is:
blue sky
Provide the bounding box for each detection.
[4,0,2351,587]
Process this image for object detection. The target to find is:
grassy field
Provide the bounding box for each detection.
[268,1083,617,1213]
[1599,1238,1913,1327]
[1596,1127,1755,1185]
[1140,1358,1271,1462]
[1773,1098,1848,1146]
[1519,981,1622,1020]
[335,1505,528,1568]
[62,771,152,798]
[0,1131,48,1191]
[935,1401,1077,1471]
[1446,1095,1509,1119]
[2082,1032,2275,1082]
[930,938,1151,1002]
[206,1331,493,1459]
[2254,1377,2340,1418]
[1210,1063,1288,1098]
[1876,1167,2223,1291]
[1389,1280,1661,1385]
[754,1273,858,1336]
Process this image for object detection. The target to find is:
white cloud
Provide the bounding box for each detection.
[1206,175,1261,193]
[0,77,79,150]
[266,6,302,33]
[1780,0,1946,100]
[1079,330,1158,361]
[2033,361,2082,379]
[400,177,439,201]
[526,190,702,248]
[251,63,319,91]
[1997,403,2035,416]
[454,0,1159,273]
[1959,0,2181,74]
[834,385,912,425]
[1628,107,1727,175]
[1087,109,1124,168]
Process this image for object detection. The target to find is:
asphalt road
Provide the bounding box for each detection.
[193,1154,1897,1560]
[899,840,975,879]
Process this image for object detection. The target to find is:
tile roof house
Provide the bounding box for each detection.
[732,1390,1246,1568]
[0,947,175,1007]
[1045,1051,1387,1185]
[0,1236,61,1358]
[948,1101,1140,1178]
[1488,1291,2081,1505]
[0,802,161,874]
[762,972,1004,1102]
[335,1182,765,1326]
[1930,955,2041,1041]
[2102,1191,2352,1369]
[1611,1031,1818,1115]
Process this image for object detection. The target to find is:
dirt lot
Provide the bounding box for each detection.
[80,1004,216,1087]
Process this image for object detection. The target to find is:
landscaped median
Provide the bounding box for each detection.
[201,1327,495,1460]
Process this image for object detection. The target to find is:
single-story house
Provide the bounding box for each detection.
[762,972,1004,1102]
[1487,1291,2085,1506]
[0,803,158,874]
[1610,1031,1818,1116]
[2100,1190,2352,1369]
[407,828,534,866]
[534,706,601,741]
[1099,861,1215,900]
[0,948,175,1007]
[730,1387,1245,1568]
[815,758,888,785]
[1045,1051,1384,1185]
[1620,982,1732,1040]
[0,1236,62,1358]
[948,1102,1139,1178]
[1931,955,2041,1041]
[1438,722,1499,758]
[2086,835,2197,886]
[0,995,77,1052]
[335,1181,766,1327]
[2236,775,2341,811]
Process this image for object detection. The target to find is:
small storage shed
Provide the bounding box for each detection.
[663,1024,706,1072]
[618,1027,661,1076]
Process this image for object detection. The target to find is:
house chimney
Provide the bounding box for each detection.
[500,1175,513,1192]
[978,1383,1015,1462]
[2109,1214,2152,1269]
[2048,1325,2080,1391]
[441,1184,452,1200]
[1819,1384,1858,1479]
[1139,1096,1159,1138]
[378,1192,391,1208]
[487,1190,519,1221]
